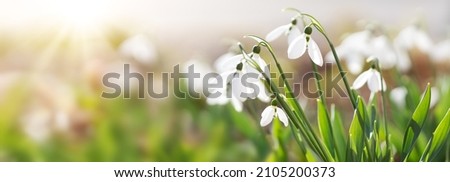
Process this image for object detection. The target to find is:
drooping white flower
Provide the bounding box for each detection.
[119,34,158,64]
[394,25,433,72]
[182,58,213,96]
[207,46,272,111]
[207,69,246,112]
[326,30,372,74]
[431,39,450,62]
[390,86,408,107]
[370,35,398,69]
[214,52,237,72]
[206,63,270,111]
[394,25,433,53]
[266,18,301,44]
[327,30,397,74]
[287,26,323,66]
[260,105,289,127]
[429,87,440,108]
[214,46,269,76]
[352,68,386,93]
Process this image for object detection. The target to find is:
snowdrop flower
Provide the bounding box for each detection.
[206,66,246,111]
[431,39,450,62]
[207,62,270,112]
[352,67,386,93]
[288,26,323,66]
[327,30,372,74]
[394,25,433,53]
[182,58,213,95]
[370,35,398,69]
[266,18,301,44]
[429,87,440,108]
[390,86,408,107]
[119,34,158,64]
[214,52,237,71]
[327,30,397,74]
[260,100,289,127]
[215,46,269,76]
[394,25,433,72]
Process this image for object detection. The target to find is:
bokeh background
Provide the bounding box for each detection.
[0,0,449,161]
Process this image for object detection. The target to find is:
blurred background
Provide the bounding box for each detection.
[0,0,449,161]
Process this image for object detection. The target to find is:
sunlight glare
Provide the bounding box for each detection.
[53,0,109,31]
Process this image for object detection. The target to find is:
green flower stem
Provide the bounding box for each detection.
[373,60,391,158]
[320,33,357,109]
[312,63,326,104]
[293,11,357,109]
[261,43,335,161]
[240,44,333,161]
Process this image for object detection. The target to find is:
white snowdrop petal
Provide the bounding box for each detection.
[216,54,243,72]
[346,54,364,74]
[307,39,324,66]
[275,107,289,127]
[231,75,247,102]
[214,52,236,71]
[219,71,234,87]
[415,30,433,53]
[381,79,387,91]
[431,40,450,62]
[206,90,229,105]
[260,106,275,126]
[288,26,301,44]
[231,95,243,112]
[368,70,381,92]
[395,47,412,72]
[266,25,290,42]
[254,55,268,71]
[255,81,271,103]
[352,69,372,89]
[287,34,307,59]
[430,87,440,107]
[390,87,408,107]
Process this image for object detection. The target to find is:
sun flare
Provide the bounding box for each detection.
[51,0,109,31]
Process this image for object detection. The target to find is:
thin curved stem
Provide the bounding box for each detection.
[374,61,391,159]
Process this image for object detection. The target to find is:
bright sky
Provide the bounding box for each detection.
[0,0,448,57]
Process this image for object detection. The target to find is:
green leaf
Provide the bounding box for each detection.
[348,96,369,161]
[317,99,335,157]
[421,109,450,161]
[349,109,364,161]
[330,104,347,161]
[401,84,432,161]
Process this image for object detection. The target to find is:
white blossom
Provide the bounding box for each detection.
[431,39,450,62]
[119,34,158,64]
[327,30,397,74]
[266,19,301,44]
[390,86,408,107]
[260,105,289,127]
[287,31,324,66]
[352,68,386,93]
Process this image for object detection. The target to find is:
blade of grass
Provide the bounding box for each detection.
[401,83,431,161]
[317,99,335,157]
[421,109,450,161]
[330,104,347,161]
[349,108,364,161]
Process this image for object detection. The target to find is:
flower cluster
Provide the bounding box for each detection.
[328,24,449,74]
[207,46,270,112]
